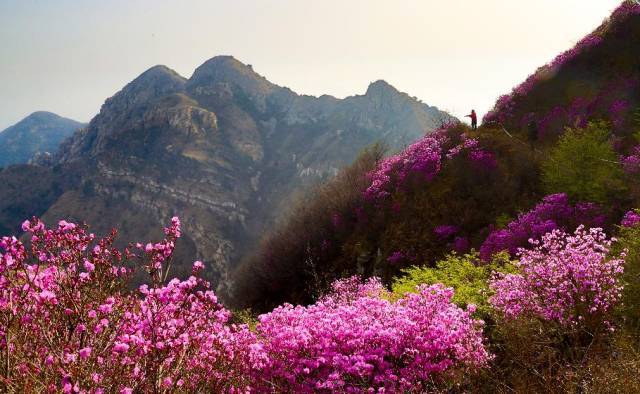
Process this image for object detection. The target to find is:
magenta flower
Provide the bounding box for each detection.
[257,277,490,391]
[621,210,640,228]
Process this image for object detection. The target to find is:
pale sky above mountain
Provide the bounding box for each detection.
[0,0,623,130]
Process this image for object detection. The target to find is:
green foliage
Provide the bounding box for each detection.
[541,121,626,203]
[231,308,259,331]
[613,215,640,331]
[391,252,515,316]
[494,213,514,230]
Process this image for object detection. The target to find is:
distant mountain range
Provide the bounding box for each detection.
[0,111,85,168]
[0,55,454,288]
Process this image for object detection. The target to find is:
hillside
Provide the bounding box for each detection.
[0,56,453,287]
[231,2,640,311]
[0,111,84,167]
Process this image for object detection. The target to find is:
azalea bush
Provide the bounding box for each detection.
[489,226,625,332]
[364,131,448,202]
[480,193,606,261]
[0,218,263,392]
[0,217,497,392]
[257,277,491,392]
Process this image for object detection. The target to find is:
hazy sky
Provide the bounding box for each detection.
[0,0,623,130]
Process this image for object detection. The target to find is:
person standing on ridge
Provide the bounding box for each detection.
[465,110,478,131]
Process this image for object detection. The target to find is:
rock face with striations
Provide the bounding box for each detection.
[0,111,85,168]
[0,56,455,290]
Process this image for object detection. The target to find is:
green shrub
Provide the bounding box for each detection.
[614,217,640,331]
[541,121,626,203]
[390,252,515,317]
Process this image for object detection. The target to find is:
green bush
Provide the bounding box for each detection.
[390,252,515,317]
[541,121,626,203]
[613,216,640,331]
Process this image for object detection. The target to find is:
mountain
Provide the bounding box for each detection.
[0,56,454,288]
[0,111,85,167]
[231,1,640,311]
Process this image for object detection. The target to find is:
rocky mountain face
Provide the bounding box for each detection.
[0,56,454,290]
[0,111,85,168]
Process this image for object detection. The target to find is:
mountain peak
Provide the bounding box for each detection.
[128,65,186,90]
[0,112,84,167]
[25,111,60,121]
[100,65,186,114]
[365,80,399,96]
[188,55,277,96]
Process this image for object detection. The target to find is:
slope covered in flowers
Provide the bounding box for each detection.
[0,218,498,392]
[2,214,635,392]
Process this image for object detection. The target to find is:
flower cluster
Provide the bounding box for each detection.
[611,0,640,20]
[609,99,629,129]
[446,136,497,171]
[257,278,490,392]
[0,218,496,392]
[621,210,640,228]
[0,218,260,392]
[433,224,459,240]
[364,130,498,203]
[468,149,498,172]
[622,145,640,174]
[364,132,446,201]
[446,136,478,159]
[489,226,625,328]
[387,250,410,265]
[480,193,605,261]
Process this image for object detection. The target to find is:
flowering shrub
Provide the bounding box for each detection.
[489,226,625,329]
[387,250,412,265]
[257,277,491,392]
[0,218,261,392]
[622,145,640,174]
[433,225,459,240]
[483,29,604,125]
[446,136,478,159]
[480,193,605,260]
[468,149,497,172]
[0,217,498,392]
[364,130,498,203]
[621,210,640,228]
[453,237,471,254]
[364,132,447,201]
